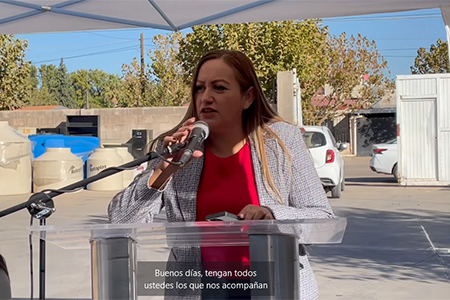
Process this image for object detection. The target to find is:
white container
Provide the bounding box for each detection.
[33,148,84,192]
[86,148,123,191]
[0,121,32,195]
[115,147,135,188]
[396,74,450,186]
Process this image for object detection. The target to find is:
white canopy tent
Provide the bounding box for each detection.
[0,0,448,34]
[0,0,449,61]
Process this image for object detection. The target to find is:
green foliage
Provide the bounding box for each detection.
[178,22,392,125]
[149,32,190,106]
[54,58,77,108]
[71,69,122,108]
[120,57,154,107]
[178,20,329,102]
[411,39,449,74]
[0,35,32,110]
[305,33,394,125]
[1,24,393,119]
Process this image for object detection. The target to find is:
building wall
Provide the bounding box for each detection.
[0,107,189,145]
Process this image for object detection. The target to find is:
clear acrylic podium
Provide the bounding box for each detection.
[30,218,347,300]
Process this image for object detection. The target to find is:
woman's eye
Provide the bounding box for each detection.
[195,85,205,92]
[215,85,226,91]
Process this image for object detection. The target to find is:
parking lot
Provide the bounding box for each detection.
[0,156,449,299]
[314,156,450,300]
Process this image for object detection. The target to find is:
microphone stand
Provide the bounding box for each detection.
[0,142,186,300]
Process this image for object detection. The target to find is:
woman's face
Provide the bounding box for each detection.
[194,58,254,134]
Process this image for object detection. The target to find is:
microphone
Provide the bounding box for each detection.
[178,121,209,165]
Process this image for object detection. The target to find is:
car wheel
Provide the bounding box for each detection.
[393,163,398,181]
[340,176,345,191]
[331,184,341,198]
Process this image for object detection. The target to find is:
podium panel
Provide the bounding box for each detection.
[29,218,347,299]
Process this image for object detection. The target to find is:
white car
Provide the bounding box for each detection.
[369,138,398,180]
[301,126,347,198]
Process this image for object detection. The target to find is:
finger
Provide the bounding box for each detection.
[241,207,258,220]
[173,130,189,142]
[253,209,266,220]
[238,205,252,219]
[184,117,196,126]
[180,118,195,129]
[244,210,257,220]
[264,213,273,220]
[192,150,204,158]
[163,136,176,147]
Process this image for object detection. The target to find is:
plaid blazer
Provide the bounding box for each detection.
[108,121,334,300]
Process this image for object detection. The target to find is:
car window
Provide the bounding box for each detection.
[303,131,327,148]
[326,128,338,147]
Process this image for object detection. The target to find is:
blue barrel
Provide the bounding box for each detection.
[28,134,100,179]
[28,134,99,162]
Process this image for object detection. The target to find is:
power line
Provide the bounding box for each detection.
[378,48,420,51]
[28,40,136,52]
[32,46,139,64]
[323,13,441,22]
[383,55,416,58]
[84,31,139,41]
[372,37,444,41]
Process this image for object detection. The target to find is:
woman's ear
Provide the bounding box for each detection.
[243,87,255,110]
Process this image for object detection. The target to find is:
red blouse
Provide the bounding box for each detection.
[196,142,260,276]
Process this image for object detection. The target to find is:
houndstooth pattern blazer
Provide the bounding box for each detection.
[108,121,334,300]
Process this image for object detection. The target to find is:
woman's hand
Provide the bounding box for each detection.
[157,117,204,171]
[238,205,274,220]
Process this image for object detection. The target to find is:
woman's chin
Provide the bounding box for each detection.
[198,117,216,126]
[198,119,220,134]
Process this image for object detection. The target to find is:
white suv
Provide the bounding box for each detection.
[301,126,346,198]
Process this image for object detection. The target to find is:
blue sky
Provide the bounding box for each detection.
[16,8,447,80]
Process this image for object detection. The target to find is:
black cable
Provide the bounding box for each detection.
[151,150,184,166]
[39,219,46,300]
[39,187,84,194]
[29,216,34,300]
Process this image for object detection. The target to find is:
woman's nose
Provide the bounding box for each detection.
[200,87,213,103]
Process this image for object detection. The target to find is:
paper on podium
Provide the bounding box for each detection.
[29,218,347,250]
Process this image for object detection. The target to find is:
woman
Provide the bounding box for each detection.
[108,50,334,300]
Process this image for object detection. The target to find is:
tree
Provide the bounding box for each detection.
[411,38,449,74]
[120,58,154,107]
[305,33,394,125]
[149,32,190,106]
[0,34,32,110]
[177,21,392,125]
[102,74,125,108]
[54,58,77,108]
[178,21,329,103]
[25,65,59,107]
[37,64,58,105]
[71,69,122,108]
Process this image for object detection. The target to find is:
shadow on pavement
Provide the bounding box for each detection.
[345,177,397,184]
[309,207,450,283]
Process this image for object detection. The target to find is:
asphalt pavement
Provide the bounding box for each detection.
[0,156,448,299]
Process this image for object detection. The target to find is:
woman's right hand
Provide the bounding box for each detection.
[156,117,204,172]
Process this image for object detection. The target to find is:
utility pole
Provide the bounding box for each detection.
[86,89,89,109]
[140,32,145,107]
